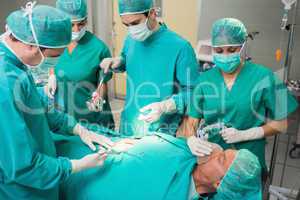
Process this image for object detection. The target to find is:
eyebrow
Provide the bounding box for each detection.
[50,54,61,58]
[123,19,141,26]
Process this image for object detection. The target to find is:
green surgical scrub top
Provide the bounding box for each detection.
[55,31,114,129]
[54,132,197,200]
[118,24,199,136]
[188,61,298,169]
[0,42,75,199]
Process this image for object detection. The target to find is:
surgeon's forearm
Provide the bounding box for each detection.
[47,109,78,135]
[176,116,200,138]
[262,119,288,137]
[172,90,188,115]
[15,153,72,189]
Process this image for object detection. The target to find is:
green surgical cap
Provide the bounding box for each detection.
[119,0,153,16]
[212,18,248,47]
[56,0,87,22]
[212,149,262,200]
[6,2,71,48]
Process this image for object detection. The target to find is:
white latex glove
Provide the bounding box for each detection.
[100,57,123,73]
[86,92,106,112]
[187,136,214,157]
[73,124,114,151]
[44,74,57,99]
[221,127,265,144]
[138,98,177,123]
[71,151,107,173]
[112,139,137,153]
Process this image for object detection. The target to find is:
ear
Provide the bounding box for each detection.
[149,9,157,20]
[212,180,221,189]
[27,45,40,55]
[240,43,247,58]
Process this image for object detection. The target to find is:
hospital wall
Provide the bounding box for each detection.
[162,0,199,47]
[0,0,55,32]
[197,0,300,80]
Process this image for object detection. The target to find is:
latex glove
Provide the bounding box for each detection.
[138,98,177,123]
[86,92,106,112]
[112,139,138,153]
[187,136,214,157]
[100,57,123,73]
[45,74,57,99]
[221,127,265,144]
[73,124,114,151]
[71,151,107,173]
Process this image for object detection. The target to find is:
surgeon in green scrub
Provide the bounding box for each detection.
[100,0,199,136]
[178,18,298,171]
[45,0,115,129]
[0,3,115,199]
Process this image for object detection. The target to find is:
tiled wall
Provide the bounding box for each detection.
[198,0,300,79]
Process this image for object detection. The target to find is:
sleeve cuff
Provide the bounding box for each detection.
[58,157,73,180]
[172,94,185,114]
[66,116,78,135]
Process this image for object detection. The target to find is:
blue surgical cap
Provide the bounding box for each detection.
[6,2,72,48]
[212,18,248,47]
[56,0,87,22]
[211,149,262,200]
[119,0,153,16]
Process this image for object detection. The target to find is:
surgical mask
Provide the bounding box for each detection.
[128,18,153,42]
[72,26,87,42]
[38,53,60,70]
[213,44,246,74]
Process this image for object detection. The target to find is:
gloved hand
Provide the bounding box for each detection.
[73,124,114,151]
[138,98,177,123]
[112,139,138,153]
[221,127,265,144]
[71,151,107,173]
[187,136,214,157]
[44,72,57,99]
[100,57,123,73]
[86,92,106,112]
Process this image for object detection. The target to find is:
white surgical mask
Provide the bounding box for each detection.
[128,18,154,42]
[72,26,87,42]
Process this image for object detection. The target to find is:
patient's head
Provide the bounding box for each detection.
[193,149,262,199]
[193,149,235,193]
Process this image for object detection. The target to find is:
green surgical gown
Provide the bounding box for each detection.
[55,31,114,129]
[188,61,298,169]
[118,24,199,136]
[0,42,76,200]
[54,131,197,200]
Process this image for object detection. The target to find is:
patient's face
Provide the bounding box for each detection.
[193,149,236,194]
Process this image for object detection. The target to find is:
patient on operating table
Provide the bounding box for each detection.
[54,131,262,200]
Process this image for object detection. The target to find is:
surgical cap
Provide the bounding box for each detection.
[119,0,153,16]
[6,2,71,48]
[56,0,87,22]
[211,18,248,47]
[212,149,262,200]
